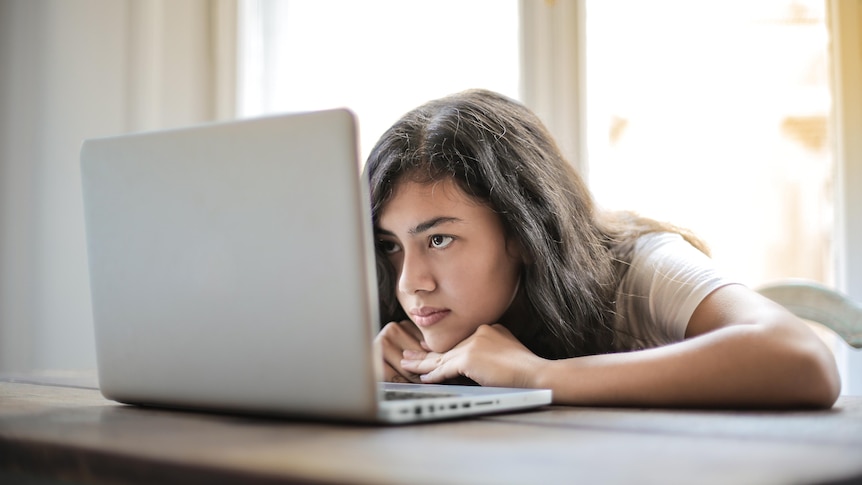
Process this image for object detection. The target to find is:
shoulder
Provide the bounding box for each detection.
[630,232,734,309]
[628,232,719,286]
[613,232,739,350]
[632,232,707,262]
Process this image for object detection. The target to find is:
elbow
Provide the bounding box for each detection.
[811,358,842,409]
[757,311,842,409]
[792,342,841,409]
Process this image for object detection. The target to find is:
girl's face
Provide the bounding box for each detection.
[376,178,523,353]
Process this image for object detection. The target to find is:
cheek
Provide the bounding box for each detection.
[458,256,520,314]
[386,255,404,290]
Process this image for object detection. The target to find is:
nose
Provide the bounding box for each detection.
[397,248,436,294]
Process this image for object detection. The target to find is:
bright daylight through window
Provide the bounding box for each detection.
[239,0,835,291]
[238,0,520,161]
[585,0,834,289]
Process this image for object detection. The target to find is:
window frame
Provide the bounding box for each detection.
[828,0,862,301]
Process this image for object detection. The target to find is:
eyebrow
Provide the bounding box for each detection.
[375,216,462,237]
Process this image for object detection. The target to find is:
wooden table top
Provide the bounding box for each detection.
[2,371,861,485]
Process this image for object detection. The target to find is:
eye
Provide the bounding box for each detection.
[429,235,454,249]
[377,239,401,255]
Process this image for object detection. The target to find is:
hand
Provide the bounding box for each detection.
[400,324,546,388]
[374,320,427,383]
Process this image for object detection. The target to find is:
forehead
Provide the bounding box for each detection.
[377,179,491,227]
[392,177,472,203]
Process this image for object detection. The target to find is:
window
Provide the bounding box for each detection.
[584,0,834,288]
[239,0,836,290]
[238,0,520,160]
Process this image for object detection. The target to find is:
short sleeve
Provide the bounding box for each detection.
[612,233,737,351]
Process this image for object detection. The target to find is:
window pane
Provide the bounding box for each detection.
[238,0,520,160]
[585,0,833,288]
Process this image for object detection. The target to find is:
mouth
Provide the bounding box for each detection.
[408,307,451,328]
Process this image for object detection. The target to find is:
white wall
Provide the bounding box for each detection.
[0,0,126,370]
[0,0,233,371]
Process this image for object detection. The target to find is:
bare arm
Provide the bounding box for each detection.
[537,285,839,408]
[402,285,841,408]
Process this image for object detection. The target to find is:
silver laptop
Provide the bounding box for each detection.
[80,109,551,424]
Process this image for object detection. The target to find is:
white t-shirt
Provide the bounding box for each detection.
[611,232,737,351]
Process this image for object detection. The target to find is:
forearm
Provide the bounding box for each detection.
[534,322,840,409]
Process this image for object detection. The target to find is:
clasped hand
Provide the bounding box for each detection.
[374,320,544,388]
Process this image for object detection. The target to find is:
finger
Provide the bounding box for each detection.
[382,344,422,383]
[381,337,412,368]
[401,349,435,372]
[383,362,417,384]
[377,323,425,383]
[402,349,427,360]
[401,350,460,383]
[377,324,423,358]
[382,356,422,384]
[381,362,399,381]
[417,362,462,384]
[377,321,422,348]
[397,319,424,341]
[376,321,430,383]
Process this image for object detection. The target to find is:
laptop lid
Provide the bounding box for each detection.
[82,110,383,420]
[81,110,552,423]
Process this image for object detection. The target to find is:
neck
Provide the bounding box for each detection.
[499,276,532,340]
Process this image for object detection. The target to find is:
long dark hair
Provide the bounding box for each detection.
[364,89,706,359]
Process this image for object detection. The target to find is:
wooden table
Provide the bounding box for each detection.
[2,371,861,485]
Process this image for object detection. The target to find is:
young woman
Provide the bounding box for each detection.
[366,89,840,408]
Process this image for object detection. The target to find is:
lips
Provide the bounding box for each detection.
[408,307,451,328]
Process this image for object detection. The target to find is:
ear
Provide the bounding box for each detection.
[506,236,532,265]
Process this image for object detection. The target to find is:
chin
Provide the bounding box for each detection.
[424,337,458,354]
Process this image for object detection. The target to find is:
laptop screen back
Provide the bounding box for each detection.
[81,110,382,419]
